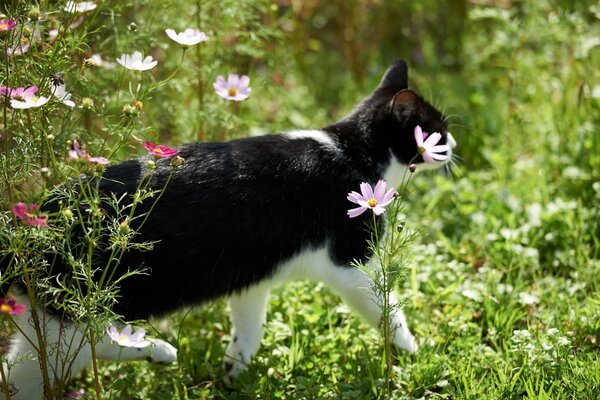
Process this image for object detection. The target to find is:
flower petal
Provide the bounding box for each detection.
[347,206,368,218]
[428,144,450,153]
[428,152,449,161]
[359,182,374,199]
[373,180,386,201]
[414,125,424,146]
[423,132,442,148]
[422,152,435,164]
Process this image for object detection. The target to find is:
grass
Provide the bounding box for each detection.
[1,0,599,399]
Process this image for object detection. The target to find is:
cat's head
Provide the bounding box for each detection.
[370,59,457,170]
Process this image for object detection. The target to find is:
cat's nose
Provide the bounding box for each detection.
[446,132,457,149]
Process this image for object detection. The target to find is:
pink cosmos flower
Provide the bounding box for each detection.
[143,141,179,158]
[213,74,251,101]
[107,325,151,348]
[0,18,17,32]
[0,298,26,315]
[12,202,48,227]
[67,389,85,398]
[69,140,109,164]
[414,125,450,164]
[0,86,38,99]
[6,39,30,57]
[347,180,397,218]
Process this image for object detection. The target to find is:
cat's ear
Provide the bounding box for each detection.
[391,89,420,120]
[379,59,408,91]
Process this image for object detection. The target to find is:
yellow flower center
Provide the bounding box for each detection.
[0,304,12,313]
[119,334,129,341]
[418,146,426,154]
[154,148,163,154]
[228,88,238,97]
[0,22,8,30]
[367,198,377,207]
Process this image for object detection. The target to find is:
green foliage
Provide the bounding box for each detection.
[1,0,599,399]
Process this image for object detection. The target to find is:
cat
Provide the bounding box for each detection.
[0,59,456,399]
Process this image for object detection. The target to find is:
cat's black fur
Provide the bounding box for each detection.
[2,60,450,320]
[1,59,455,398]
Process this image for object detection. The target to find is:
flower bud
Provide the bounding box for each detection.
[63,209,73,218]
[133,100,143,111]
[170,155,186,168]
[28,7,41,20]
[129,22,138,32]
[122,104,137,116]
[145,160,156,170]
[81,97,94,109]
[119,220,131,234]
[409,163,417,173]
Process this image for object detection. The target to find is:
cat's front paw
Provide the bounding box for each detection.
[146,339,178,364]
[222,341,250,385]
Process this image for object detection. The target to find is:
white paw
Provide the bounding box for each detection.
[222,340,250,385]
[147,339,178,364]
[394,325,418,354]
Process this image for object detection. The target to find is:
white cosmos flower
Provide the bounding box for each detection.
[165,28,208,47]
[64,1,97,13]
[107,325,151,348]
[116,51,158,71]
[86,54,116,69]
[52,83,75,108]
[10,94,50,109]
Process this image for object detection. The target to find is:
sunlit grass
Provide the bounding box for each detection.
[1,0,599,398]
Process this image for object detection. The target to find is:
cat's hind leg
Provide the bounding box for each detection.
[223,282,271,385]
[317,265,418,353]
[95,330,178,364]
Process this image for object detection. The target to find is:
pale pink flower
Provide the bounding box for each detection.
[6,39,30,57]
[165,28,208,47]
[0,298,26,315]
[347,180,397,218]
[414,125,450,164]
[10,93,49,109]
[143,141,179,158]
[67,388,85,398]
[64,1,97,13]
[11,203,48,227]
[213,74,251,101]
[116,51,157,71]
[69,140,109,164]
[51,83,75,108]
[107,325,151,348]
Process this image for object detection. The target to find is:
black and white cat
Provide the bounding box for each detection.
[1,59,456,399]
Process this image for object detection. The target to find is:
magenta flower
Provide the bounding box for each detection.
[143,141,179,158]
[12,202,48,227]
[0,298,26,315]
[414,125,450,164]
[69,140,109,164]
[213,74,251,101]
[0,18,16,32]
[347,180,397,218]
[107,325,151,348]
[0,86,38,99]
